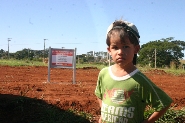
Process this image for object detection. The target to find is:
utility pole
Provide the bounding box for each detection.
[8,38,11,59]
[155,48,156,69]
[28,48,29,59]
[107,52,111,66]
[43,39,48,59]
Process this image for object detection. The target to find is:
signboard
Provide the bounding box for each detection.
[48,47,77,84]
[51,49,74,67]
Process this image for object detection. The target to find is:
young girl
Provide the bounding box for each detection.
[95,20,172,123]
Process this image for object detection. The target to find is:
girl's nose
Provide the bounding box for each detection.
[118,48,123,54]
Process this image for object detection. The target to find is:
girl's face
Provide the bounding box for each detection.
[107,34,140,67]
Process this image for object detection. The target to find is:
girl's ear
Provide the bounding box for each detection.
[107,47,111,55]
[134,45,140,54]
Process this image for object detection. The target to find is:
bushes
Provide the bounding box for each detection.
[144,106,185,123]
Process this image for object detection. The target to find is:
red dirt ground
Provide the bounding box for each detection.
[0,66,184,122]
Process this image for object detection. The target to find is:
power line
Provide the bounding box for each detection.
[53,43,81,44]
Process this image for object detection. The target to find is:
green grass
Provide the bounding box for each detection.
[0,59,107,69]
[0,59,46,66]
[0,95,93,123]
[164,69,185,75]
[137,66,185,75]
[144,106,185,123]
[1,59,184,75]
[76,63,106,69]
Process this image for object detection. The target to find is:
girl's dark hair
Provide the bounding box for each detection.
[106,20,140,65]
[106,20,139,46]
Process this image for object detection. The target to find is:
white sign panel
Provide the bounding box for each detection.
[51,49,74,67]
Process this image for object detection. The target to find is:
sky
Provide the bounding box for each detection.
[0,0,185,56]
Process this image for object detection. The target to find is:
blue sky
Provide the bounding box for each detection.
[1,0,185,56]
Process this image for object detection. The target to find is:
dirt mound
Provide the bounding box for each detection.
[82,67,98,69]
[148,69,167,75]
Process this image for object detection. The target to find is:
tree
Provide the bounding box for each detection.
[14,48,35,60]
[138,37,184,68]
[0,49,6,58]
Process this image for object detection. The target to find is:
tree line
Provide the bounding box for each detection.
[138,37,185,68]
[0,37,185,68]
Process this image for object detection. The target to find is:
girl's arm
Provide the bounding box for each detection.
[97,97,102,107]
[142,105,170,123]
[97,97,102,123]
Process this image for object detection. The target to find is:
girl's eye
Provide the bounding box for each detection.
[112,46,118,50]
[123,46,129,48]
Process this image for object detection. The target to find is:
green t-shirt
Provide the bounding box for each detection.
[95,66,172,123]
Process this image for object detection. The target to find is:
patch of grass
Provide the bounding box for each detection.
[0,94,93,123]
[164,69,185,75]
[144,106,185,123]
[1,94,184,123]
[137,66,185,76]
[76,63,106,69]
[0,59,106,69]
[0,59,46,66]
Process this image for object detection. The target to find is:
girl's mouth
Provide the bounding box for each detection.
[117,58,124,61]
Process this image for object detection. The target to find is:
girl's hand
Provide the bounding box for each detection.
[98,116,102,123]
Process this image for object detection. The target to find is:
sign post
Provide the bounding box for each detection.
[48,47,77,84]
